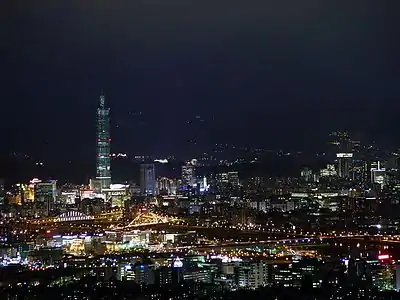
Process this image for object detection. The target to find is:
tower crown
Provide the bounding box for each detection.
[100,90,105,108]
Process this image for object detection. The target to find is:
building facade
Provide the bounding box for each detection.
[96,92,111,190]
[140,164,156,196]
[34,181,57,217]
[181,163,196,187]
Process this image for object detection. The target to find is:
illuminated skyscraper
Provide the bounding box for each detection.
[181,160,196,187]
[337,153,352,178]
[330,132,353,178]
[34,180,57,217]
[96,92,111,190]
[140,164,156,196]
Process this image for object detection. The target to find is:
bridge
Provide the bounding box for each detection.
[55,211,94,222]
[28,209,124,225]
[27,209,172,228]
[111,211,169,230]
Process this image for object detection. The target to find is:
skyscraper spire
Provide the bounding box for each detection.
[100,89,105,108]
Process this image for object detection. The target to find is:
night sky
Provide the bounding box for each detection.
[3,1,399,161]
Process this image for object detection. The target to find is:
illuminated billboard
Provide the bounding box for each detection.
[378,254,390,260]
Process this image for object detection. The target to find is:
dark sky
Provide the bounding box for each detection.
[3,1,399,160]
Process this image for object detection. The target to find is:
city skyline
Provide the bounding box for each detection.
[3,2,400,298]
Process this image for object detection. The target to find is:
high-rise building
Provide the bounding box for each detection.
[140,164,156,196]
[156,177,178,195]
[371,161,386,188]
[337,153,352,178]
[330,131,354,178]
[329,131,352,151]
[228,172,240,186]
[300,168,313,182]
[34,181,57,217]
[214,172,240,197]
[0,179,5,210]
[181,162,196,187]
[96,92,111,190]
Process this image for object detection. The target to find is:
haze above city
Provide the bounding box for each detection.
[3,1,398,163]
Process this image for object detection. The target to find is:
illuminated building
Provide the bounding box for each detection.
[81,198,105,214]
[371,162,386,188]
[373,265,395,291]
[20,178,42,203]
[102,184,130,207]
[34,181,57,217]
[117,263,155,284]
[350,159,365,181]
[140,164,156,196]
[336,153,353,178]
[122,231,150,247]
[156,177,178,195]
[199,176,210,194]
[58,192,78,206]
[244,177,264,196]
[329,131,352,151]
[68,239,85,256]
[330,131,354,178]
[0,179,4,209]
[15,178,40,204]
[134,263,155,285]
[89,178,102,193]
[96,91,111,190]
[214,172,240,197]
[24,184,35,202]
[80,190,105,200]
[320,164,337,177]
[11,182,35,206]
[181,160,196,188]
[215,172,228,184]
[300,168,313,182]
[237,261,269,289]
[396,265,400,292]
[155,266,182,286]
[228,171,239,186]
[117,264,136,281]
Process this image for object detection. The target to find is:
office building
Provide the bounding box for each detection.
[117,263,155,285]
[96,91,111,190]
[156,177,178,195]
[181,162,196,187]
[371,162,386,188]
[34,181,57,217]
[214,172,240,196]
[237,261,269,289]
[300,168,313,182]
[102,184,130,207]
[337,153,352,178]
[329,131,352,151]
[140,164,156,196]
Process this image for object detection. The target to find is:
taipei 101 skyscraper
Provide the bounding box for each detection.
[96,91,111,190]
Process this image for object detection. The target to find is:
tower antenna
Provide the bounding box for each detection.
[100,89,105,107]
